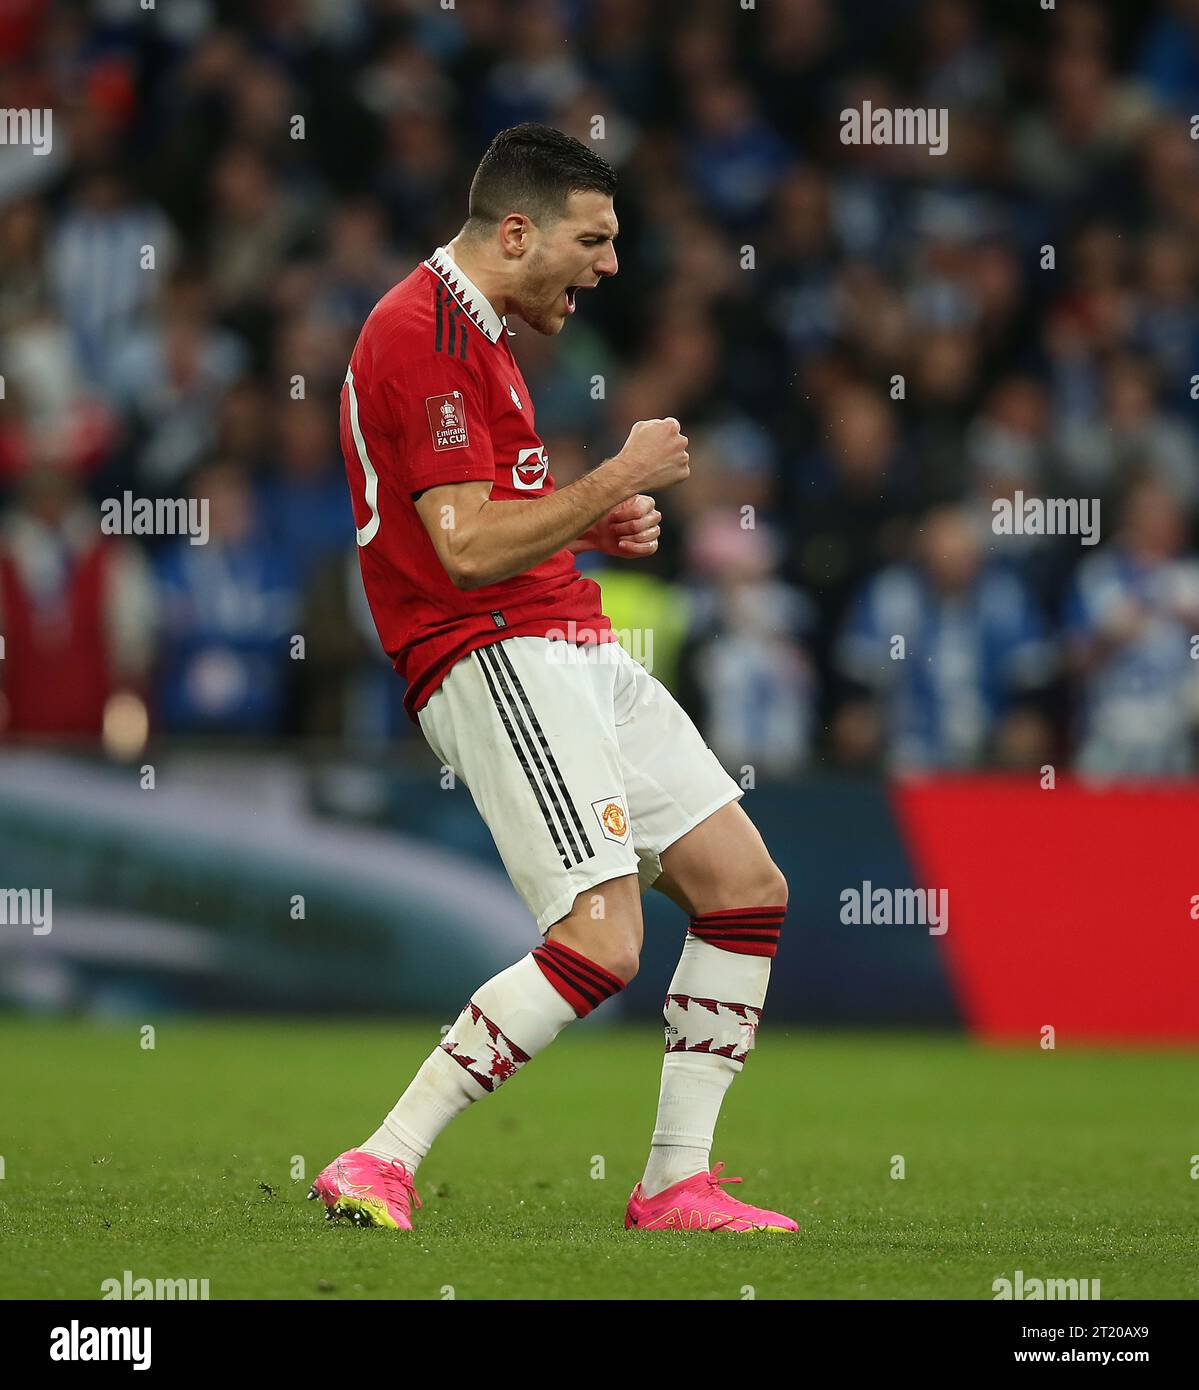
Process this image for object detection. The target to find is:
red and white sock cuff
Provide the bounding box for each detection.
[688,905,785,958]
[532,940,625,1017]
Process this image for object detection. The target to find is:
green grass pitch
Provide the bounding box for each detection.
[1,1015,1194,1300]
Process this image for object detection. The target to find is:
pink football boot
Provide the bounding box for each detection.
[308,1150,423,1230]
[625,1161,798,1233]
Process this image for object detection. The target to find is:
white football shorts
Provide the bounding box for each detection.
[417,635,744,932]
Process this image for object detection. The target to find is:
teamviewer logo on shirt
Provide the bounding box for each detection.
[513,445,548,490]
[426,391,469,450]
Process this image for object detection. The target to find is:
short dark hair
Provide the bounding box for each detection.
[465,123,616,233]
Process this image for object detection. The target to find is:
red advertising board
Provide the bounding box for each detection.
[893,777,1199,1044]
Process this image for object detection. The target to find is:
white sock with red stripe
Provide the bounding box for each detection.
[361,941,623,1173]
[640,906,784,1198]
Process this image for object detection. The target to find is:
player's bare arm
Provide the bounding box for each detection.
[415,419,686,590]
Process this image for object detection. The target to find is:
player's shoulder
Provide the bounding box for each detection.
[354,260,486,386]
[356,263,437,362]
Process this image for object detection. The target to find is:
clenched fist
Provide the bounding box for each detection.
[586,493,663,558]
[617,418,690,492]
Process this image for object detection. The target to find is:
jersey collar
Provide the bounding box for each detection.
[424,244,506,343]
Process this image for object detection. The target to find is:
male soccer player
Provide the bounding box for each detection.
[314,124,794,1234]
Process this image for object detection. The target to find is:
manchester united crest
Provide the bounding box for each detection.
[591,795,631,845]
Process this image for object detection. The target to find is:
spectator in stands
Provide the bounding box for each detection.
[1058,354,1199,512]
[105,267,248,493]
[0,467,155,737]
[835,505,1054,770]
[259,397,353,584]
[1065,476,1199,776]
[153,461,298,734]
[681,509,815,777]
[47,166,176,384]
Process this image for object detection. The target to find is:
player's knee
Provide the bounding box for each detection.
[723,860,787,912]
[760,863,788,910]
[619,945,647,989]
[564,933,638,985]
[548,914,641,985]
[559,878,643,982]
[591,950,633,984]
[585,939,642,985]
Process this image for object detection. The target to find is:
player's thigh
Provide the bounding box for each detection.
[418,636,643,937]
[654,800,789,916]
[610,645,750,899]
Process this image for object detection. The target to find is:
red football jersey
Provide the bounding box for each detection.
[340,244,614,721]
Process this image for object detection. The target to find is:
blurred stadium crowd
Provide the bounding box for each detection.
[2,0,1199,777]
